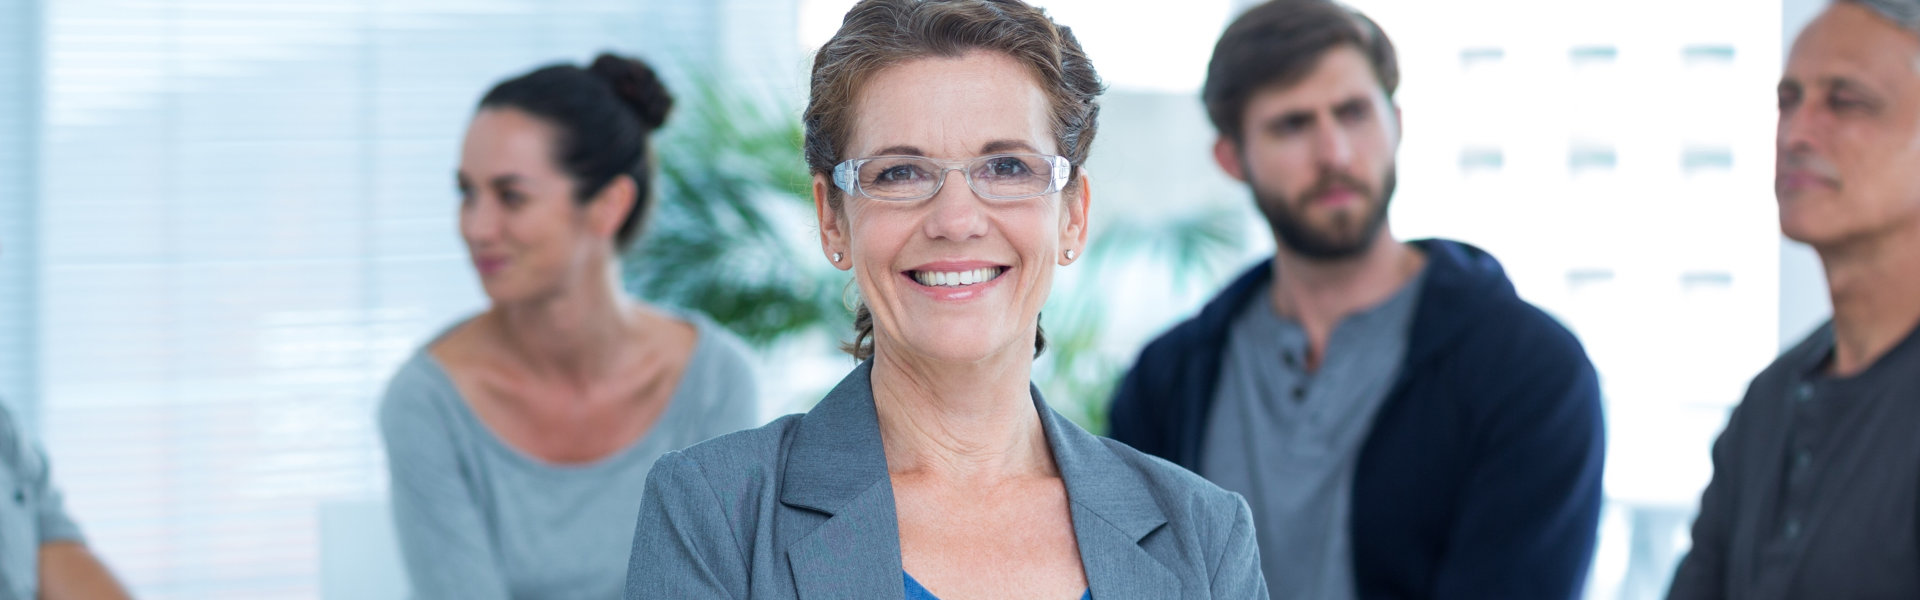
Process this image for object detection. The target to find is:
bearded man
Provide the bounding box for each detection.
[1108,2,1606,598]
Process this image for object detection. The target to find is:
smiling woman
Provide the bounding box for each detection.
[823,49,1084,362]
[377,54,761,600]
[624,1,1266,599]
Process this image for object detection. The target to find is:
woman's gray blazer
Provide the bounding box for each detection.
[625,361,1268,599]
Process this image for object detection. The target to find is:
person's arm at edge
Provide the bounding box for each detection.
[38,541,131,600]
[12,402,132,600]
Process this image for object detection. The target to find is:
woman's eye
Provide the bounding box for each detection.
[876,165,924,182]
[984,157,1032,178]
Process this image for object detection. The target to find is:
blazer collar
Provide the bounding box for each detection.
[1037,389,1169,541]
[780,360,892,514]
[1038,380,1182,598]
[781,360,1178,598]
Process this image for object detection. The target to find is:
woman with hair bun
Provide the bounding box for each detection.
[378,53,759,599]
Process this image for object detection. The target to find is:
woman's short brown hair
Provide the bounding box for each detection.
[804,0,1104,361]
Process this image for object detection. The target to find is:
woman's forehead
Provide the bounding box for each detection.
[462,108,565,174]
[846,51,1057,159]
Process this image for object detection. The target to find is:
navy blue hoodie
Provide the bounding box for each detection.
[1109,238,1605,599]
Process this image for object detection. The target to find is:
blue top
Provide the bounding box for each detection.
[1109,239,1606,599]
[380,312,760,600]
[905,572,1090,600]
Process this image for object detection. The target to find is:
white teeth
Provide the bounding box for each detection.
[914,267,1002,287]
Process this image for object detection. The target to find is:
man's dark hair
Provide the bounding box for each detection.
[1203,0,1398,142]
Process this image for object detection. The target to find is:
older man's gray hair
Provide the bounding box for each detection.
[1842,0,1920,37]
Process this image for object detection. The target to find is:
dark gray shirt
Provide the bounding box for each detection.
[1669,321,1920,600]
[1201,271,1423,599]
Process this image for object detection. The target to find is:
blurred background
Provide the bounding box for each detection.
[0,0,1834,597]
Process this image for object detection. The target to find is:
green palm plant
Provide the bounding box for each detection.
[622,77,847,346]
[1036,205,1248,433]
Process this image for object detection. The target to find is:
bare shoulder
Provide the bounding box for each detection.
[425,315,495,374]
[633,303,700,357]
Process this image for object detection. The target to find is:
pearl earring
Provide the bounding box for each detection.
[1065,249,1076,261]
[832,252,843,263]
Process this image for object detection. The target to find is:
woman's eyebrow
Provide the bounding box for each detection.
[981,140,1038,154]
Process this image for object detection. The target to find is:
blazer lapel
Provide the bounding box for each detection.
[778,366,1184,599]
[786,481,904,600]
[1037,386,1183,598]
[781,362,906,600]
[1073,503,1183,599]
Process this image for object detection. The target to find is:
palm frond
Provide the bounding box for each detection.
[623,73,844,345]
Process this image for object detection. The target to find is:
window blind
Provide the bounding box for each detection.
[27,1,798,597]
[1,0,41,429]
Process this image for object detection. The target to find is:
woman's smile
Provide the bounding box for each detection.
[902,260,1012,301]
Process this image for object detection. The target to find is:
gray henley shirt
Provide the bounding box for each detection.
[1201,270,1424,599]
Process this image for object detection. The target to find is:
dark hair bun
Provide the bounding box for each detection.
[589,53,674,131]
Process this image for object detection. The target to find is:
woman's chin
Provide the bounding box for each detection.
[478,277,546,307]
[887,330,1031,366]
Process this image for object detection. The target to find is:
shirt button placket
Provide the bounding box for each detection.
[1782,381,1817,543]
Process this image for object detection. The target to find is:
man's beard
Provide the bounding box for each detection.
[1249,164,1397,261]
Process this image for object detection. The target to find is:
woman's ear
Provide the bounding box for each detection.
[815,175,851,270]
[1059,170,1090,265]
[588,174,639,241]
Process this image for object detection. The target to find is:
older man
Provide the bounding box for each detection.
[1667,1,1920,598]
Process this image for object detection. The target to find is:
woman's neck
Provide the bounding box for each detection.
[489,264,638,385]
[870,341,1055,484]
